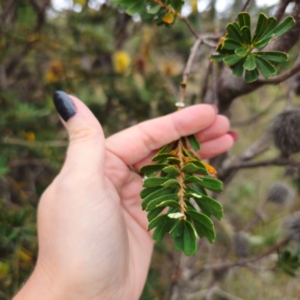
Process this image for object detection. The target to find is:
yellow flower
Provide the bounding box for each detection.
[112,51,131,74]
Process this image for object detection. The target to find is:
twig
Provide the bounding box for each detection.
[274,0,293,22]
[181,17,200,39]
[179,38,202,105]
[240,0,252,12]
[258,61,300,84]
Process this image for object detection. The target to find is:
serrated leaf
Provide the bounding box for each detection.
[232,59,245,77]
[223,39,242,50]
[255,51,288,63]
[143,177,170,188]
[255,56,277,79]
[142,188,174,210]
[146,194,179,211]
[238,12,251,29]
[183,221,197,256]
[147,207,164,221]
[270,16,295,39]
[156,200,180,209]
[235,47,249,57]
[170,220,184,238]
[226,23,243,44]
[252,13,268,44]
[223,54,244,66]
[182,163,208,175]
[245,69,259,83]
[168,212,185,219]
[187,134,200,151]
[140,164,167,176]
[243,54,256,71]
[210,53,225,63]
[152,218,176,242]
[126,0,146,15]
[162,166,180,177]
[240,26,251,45]
[187,210,216,243]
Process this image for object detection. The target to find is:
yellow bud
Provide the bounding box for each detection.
[112,51,131,74]
[162,13,175,24]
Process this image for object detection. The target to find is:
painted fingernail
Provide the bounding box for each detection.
[209,104,218,114]
[228,131,239,142]
[53,91,76,122]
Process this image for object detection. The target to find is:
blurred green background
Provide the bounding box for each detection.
[1,0,300,299]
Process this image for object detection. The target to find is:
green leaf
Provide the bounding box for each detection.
[146,194,179,210]
[270,16,295,39]
[254,36,272,49]
[162,166,180,177]
[174,235,184,251]
[182,163,209,175]
[148,214,168,231]
[147,207,164,221]
[255,56,277,79]
[238,12,251,29]
[235,47,249,57]
[223,54,244,66]
[126,0,146,15]
[170,0,184,12]
[152,218,176,242]
[243,54,256,71]
[156,200,180,209]
[183,221,197,256]
[143,177,170,188]
[240,26,251,45]
[187,134,200,151]
[185,176,223,193]
[157,143,172,155]
[142,188,174,210]
[255,51,288,63]
[245,69,259,83]
[264,17,277,36]
[223,39,242,50]
[210,53,225,63]
[147,4,161,14]
[187,210,216,243]
[232,59,245,77]
[170,220,184,238]
[140,186,161,199]
[193,193,224,220]
[226,23,243,44]
[152,153,177,162]
[140,164,167,176]
[162,179,181,189]
[252,13,268,44]
[168,212,185,219]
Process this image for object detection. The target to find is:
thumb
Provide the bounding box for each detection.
[53,91,105,178]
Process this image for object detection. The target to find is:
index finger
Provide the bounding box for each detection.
[105,104,216,166]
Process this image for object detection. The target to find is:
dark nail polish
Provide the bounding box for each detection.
[228,131,239,142]
[53,91,76,121]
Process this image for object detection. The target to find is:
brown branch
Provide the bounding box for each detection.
[274,0,293,22]
[240,0,252,12]
[179,38,202,105]
[258,61,300,84]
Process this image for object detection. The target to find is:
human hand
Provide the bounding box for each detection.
[14,92,234,300]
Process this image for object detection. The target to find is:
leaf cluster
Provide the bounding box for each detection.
[109,0,184,25]
[140,135,223,256]
[277,249,300,277]
[210,12,295,83]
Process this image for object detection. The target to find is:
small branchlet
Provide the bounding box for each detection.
[140,135,223,256]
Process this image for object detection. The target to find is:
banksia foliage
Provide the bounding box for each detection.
[271,109,300,156]
[140,135,223,256]
[285,211,300,244]
[233,231,249,258]
[267,182,296,206]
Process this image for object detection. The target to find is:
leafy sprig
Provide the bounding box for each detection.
[109,0,184,25]
[140,135,223,256]
[210,12,295,83]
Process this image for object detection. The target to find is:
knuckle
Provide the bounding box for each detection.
[69,125,99,144]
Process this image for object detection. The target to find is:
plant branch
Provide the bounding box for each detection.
[240,0,252,12]
[274,0,293,23]
[179,38,202,105]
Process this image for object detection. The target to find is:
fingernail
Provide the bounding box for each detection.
[53,91,76,122]
[209,104,218,114]
[228,131,239,142]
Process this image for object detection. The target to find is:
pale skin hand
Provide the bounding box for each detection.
[14,96,234,300]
